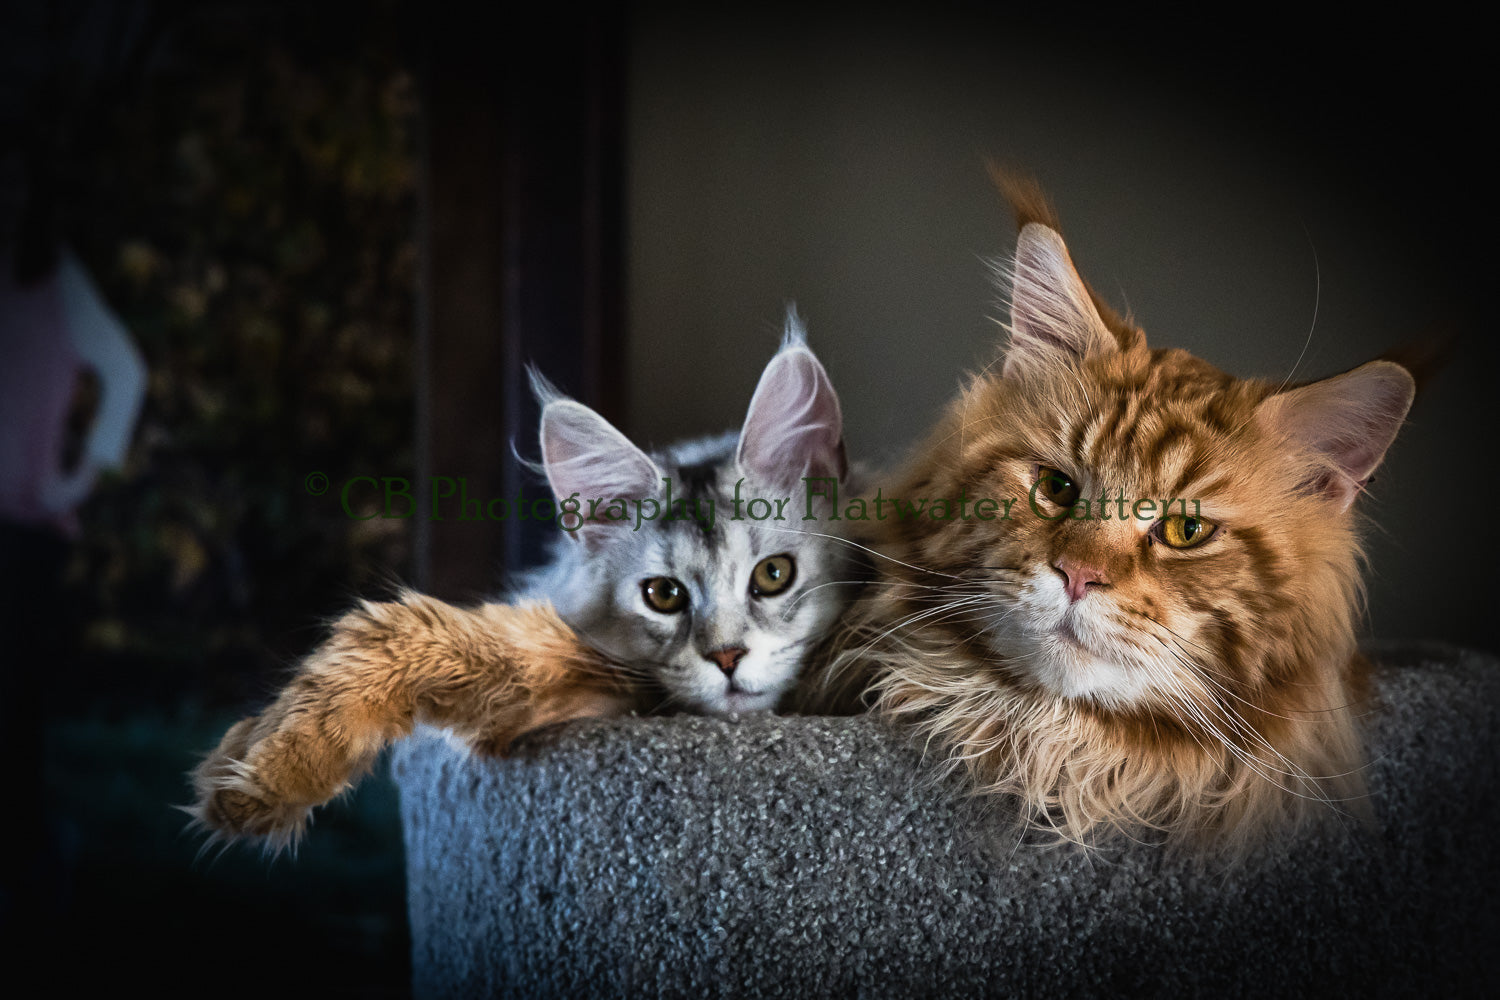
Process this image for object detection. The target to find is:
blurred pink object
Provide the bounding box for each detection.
[0,248,146,533]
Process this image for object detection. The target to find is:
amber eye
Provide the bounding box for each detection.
[1157,514,1217,549]
[749,554,796,597]
[641,576,688,613]
[1036,466,1081,507]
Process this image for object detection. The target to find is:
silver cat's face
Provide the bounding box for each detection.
[596,510,846,714]
[538,448,855,715]
[527,312,853,715]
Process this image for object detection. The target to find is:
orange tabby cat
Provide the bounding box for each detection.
[814,172,1414,852]
[192,176,1413,855]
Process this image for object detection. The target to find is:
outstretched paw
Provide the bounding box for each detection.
[185,718,315,853]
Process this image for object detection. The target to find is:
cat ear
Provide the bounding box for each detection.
[736,310,848,488]
[1003,224,1117,379]
[538,388,663,547]
[1256,360,1414,512]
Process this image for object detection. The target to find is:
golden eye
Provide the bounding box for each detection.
[750,554,796,597]
[641,576,688,613]
[1157,514,1218,549]
[1036,466,1081,507]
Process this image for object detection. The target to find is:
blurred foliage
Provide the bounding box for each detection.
[21,4,422,990]
[56,2,418,711]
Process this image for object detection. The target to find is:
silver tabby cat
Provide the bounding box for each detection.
[517,312,858,715]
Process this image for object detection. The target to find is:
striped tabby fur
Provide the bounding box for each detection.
[813,174,1414,853]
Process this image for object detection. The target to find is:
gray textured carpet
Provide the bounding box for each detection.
[392,643,1500,998]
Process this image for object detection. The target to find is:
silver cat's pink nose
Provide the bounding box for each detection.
[705,647,748,676]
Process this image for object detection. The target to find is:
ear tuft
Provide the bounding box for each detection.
[986,162,1063,232]
[736,312,847,489]
[1257,360,1415,512]
[526,365,566,408]
[1002,224,1117,379]
[780,303,809,350]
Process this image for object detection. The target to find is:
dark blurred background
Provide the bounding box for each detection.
[3,2,1493,995]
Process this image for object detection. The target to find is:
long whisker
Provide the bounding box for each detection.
[859,595,992,653]
[1276,226,1321,394]
[1144,612,1369,717]
[1227,227,1321,442]
[781,576,976,617]
[1143,633,1368,795]
[759,523,968,581]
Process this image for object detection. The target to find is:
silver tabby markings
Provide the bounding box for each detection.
[519,311,859,715]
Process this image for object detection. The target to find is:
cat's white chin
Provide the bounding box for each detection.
[714,689,780,715]
[992,584,1158,708]
[992,629,1156,709]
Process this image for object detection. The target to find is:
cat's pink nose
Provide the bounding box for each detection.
[705,647,747,676]
[1053,557,1108,603]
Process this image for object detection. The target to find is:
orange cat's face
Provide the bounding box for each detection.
[904,343,1362,716]
[863,208,1415,850]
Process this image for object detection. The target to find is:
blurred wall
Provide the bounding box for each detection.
[625,8,1497,652]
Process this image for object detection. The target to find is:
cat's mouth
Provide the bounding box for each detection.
[1045,609,1106,656]
[1053,619,1086,647]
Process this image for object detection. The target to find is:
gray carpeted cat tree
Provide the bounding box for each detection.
[392,642,1500,998]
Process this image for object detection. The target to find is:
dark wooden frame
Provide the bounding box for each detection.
[417,9,625,598]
